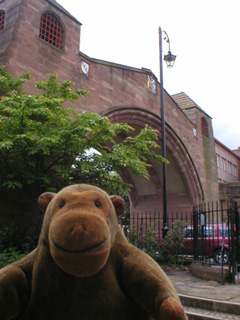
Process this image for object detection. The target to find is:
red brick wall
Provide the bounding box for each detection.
[0,0,220,213]
[219,182,240,208]
[0,0,82,88]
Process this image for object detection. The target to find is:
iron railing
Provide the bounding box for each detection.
[127,210,192,241]
[124,200,240,283]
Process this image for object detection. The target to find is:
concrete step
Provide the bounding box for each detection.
[179,294,240,320]
[184,305,240,319]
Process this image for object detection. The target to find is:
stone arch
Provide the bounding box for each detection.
[102,106,204,214]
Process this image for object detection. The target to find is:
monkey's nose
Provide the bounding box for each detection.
[69,224,86,241]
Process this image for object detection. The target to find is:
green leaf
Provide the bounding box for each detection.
[0,67,167,198]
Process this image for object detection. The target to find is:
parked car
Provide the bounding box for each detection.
[182,224,232,264]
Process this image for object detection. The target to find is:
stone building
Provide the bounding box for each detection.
[215,140,240,206]
[0,0,238,221]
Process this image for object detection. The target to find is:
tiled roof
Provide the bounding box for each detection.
[171,92,211,118]
[171,92,201,110]
[46,0,82,25]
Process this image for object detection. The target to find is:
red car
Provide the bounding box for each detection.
[182,224,231,264]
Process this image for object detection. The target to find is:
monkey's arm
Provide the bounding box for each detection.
[120,244,187,320]
[0,251,35,320]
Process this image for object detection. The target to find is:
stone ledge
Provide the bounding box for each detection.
[189,262,229,283]
[180,294,240,315]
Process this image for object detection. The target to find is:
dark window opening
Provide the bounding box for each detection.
[201,117,208,137]
[0,11,5,32]
[39,13,64,49]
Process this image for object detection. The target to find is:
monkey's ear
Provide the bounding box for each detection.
[38,192,55,213]
[110,196,126,216]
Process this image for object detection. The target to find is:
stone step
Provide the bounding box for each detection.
[184,305,240,320]
[179,294,240,316]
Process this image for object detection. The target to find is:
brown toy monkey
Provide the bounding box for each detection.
[0,184,187,319]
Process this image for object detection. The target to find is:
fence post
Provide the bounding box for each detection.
[193,206,199,261]
[235,202,240,264]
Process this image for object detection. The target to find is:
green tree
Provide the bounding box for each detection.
[0,66,168,198]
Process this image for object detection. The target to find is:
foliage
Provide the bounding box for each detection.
[0,248,26,269]
[159,220,187,264]
[118,209,130,234]
[128,225,161,259]
[0,225,25,252]
[141,227,161,259]
[128,220,187,264]
[128,225,140,247]
[0,223,41,269]
[0,224,41,253]
[0,66,168,197]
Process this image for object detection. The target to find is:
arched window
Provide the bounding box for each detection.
[0,11,5,32]
[39,12,64,49]
[201,117,208,137]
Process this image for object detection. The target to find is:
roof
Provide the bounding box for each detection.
[172,92,211,119]
[215,138,240,160]
[79,52,154,75]
[46,0,82,25]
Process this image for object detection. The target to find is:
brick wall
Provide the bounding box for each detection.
[0,0,220,214]
[0,0,82,88]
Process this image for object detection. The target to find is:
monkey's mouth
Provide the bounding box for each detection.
[51,238,107,254]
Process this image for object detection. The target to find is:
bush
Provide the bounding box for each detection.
[0,248,26,269]
[0,223,41,253]
[0,225,24,252]
[140,227,161,259]
[159,220,187,264]
[128,225,140,247]
[0,222,42,269]
[128,225,161,259]
[128,220,187,264]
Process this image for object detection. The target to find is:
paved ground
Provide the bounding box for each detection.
[166,269,240,303]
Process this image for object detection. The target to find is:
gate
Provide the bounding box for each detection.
[193,200,240,283]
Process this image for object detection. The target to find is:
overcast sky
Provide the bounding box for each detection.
[58,0,240,150]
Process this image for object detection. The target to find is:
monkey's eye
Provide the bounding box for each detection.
[59,200,65,208]
[94,200,101,208]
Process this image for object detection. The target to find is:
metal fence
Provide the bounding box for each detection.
[129,210,192,241]
[192,200,240,283]
[125,200,240,283]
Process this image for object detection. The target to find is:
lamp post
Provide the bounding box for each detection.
[159,27,176,238]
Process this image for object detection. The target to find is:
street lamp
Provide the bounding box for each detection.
[159,27,176,238]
